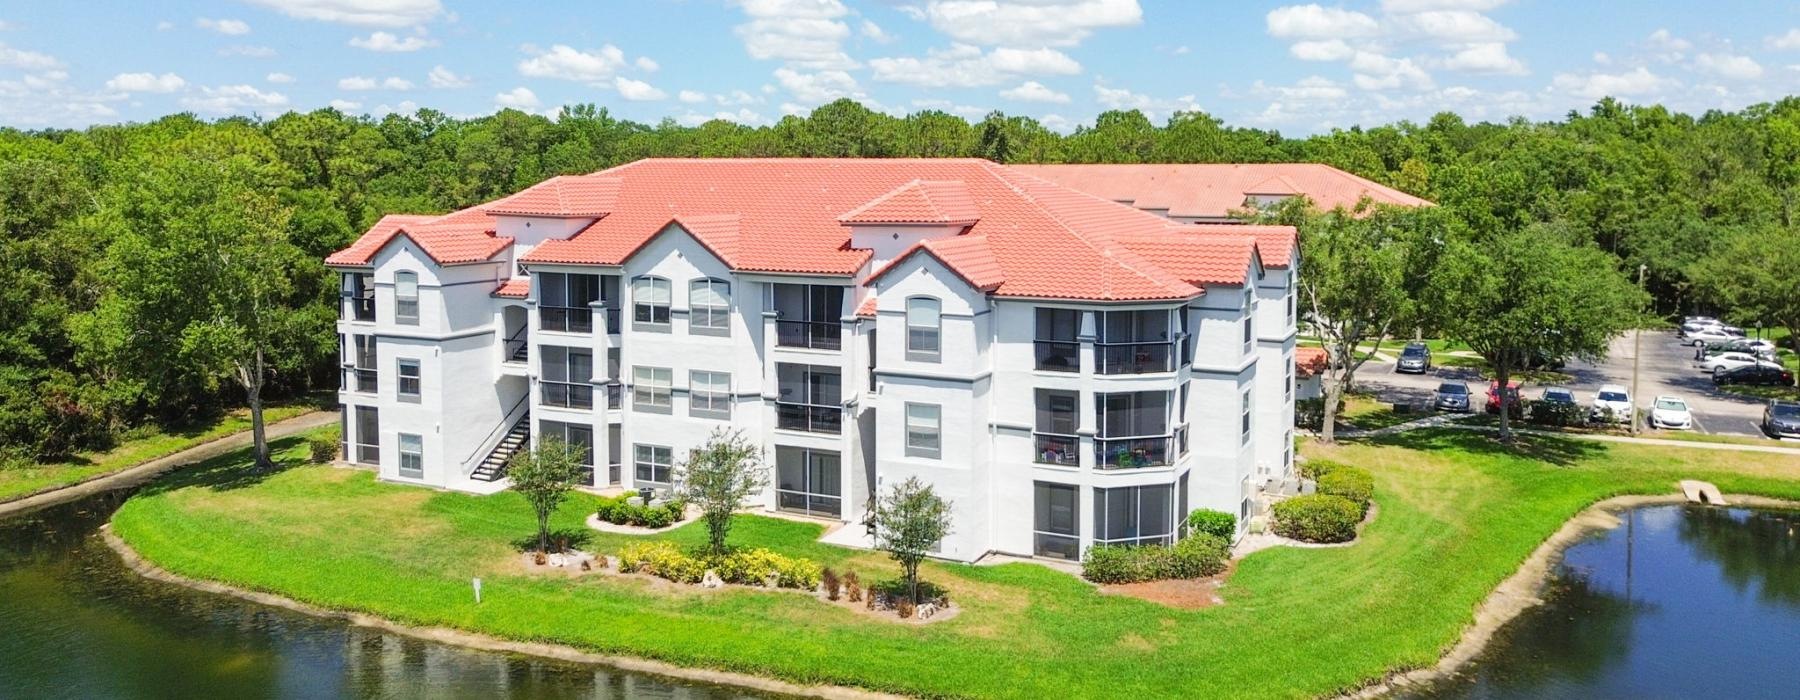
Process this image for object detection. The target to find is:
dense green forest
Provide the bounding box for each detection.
[1,96,1798,464]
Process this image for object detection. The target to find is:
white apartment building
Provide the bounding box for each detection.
[327,158,1329,564]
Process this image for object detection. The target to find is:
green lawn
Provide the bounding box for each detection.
[112,429,1800,699]
[0,403,317,503]
[1337,394,1433,432]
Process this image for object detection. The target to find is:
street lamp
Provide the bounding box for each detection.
[1631,264,1647,436]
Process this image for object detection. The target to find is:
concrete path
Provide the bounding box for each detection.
[0,411,336,518]
[1442,422,1800,456]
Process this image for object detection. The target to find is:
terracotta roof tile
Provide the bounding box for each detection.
[493,278,530,298]
[1296,347,1330,379]
[483,176,622,217]
[1178,224,1296,269]
[324,213,510,266]
[854,295,878,318]
[1011,163,1431,219]
[839,179,981,225]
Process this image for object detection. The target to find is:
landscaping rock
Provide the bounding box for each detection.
[701,570,724,589]
[626,496,645,507]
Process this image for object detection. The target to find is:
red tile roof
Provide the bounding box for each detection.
[1296,347,1330,379]
[1181,224,1296,269]
[324,212,510,266]
[854,295,878,318]
[331,159,1292,302]
[483,176,622,217]
[493,278,530,298]
[1011,163,1431,220]
[839,179,981,225]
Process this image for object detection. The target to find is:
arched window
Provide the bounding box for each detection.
[689,278,731,334]
[632,276,671,328]
[394,271,419,325]
[905,296,941,362]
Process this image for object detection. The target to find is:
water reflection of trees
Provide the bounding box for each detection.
[1676,506,1800,607]
[1468,568,1644,696]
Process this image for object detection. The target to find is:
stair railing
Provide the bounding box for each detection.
[462,393,530,477]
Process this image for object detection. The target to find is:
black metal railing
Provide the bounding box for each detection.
[1034,340,1079,372]
[344,367,377,393]
[540,306,593,334]
[503,326,528,363]
[1097,341,1174,374]
[540,381,594,410]
[1033,433,1080,466]
[606,382,622,409]
[777,491,842,518]
[1095,435,1173,469]
[350,296,375,322]
[776,320,841,350]
[776,402,841,434]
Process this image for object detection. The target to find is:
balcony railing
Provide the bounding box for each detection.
[776,402,841,434]
[1033,433,1079,466]
[1095,435,1173,469]
[605,382,622,410]
[776,320,841,351]
[541,381,594,410]
[350,297,375,322]
[343,367,377,393]
[540,307,593,334]
[1034,340,1079,372]
[1097,341,1174,375]
[502,326,528,364]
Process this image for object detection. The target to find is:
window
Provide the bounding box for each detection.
[1286,360,1295,401]
[1286,288,1296,326]
[632,276,671,328]
[1033,482,1080,560]
[1094,484,1174,546]
[1095,391,1171,469]
[397,433,423,479]
[689,279,731,335]
[1242,289,1255,353]
[1179,307,1192,366]
[633,444,672,485]
[776,447,841,517]
[1178,472,1191,537]
[394,271,419,325]
[607,425,622,485]
[775,363,841,434]
[344,335,377,393]
[632,366,672,413]
[689,370,731,419]
[1097,309,1173,375]
[540,346,594,409]
[397,359,421,399]
[353,406,379,465]
[772,284,843,350]
[540,420,595,486]
[905,403,941,459]
[1035,308,1080,372]
[606,348,622,409]
[1034,389,1079,466]
[1178,382,1191,457]
[1241,389,1253,445]
[905,297,941,361]
[539,272,600,333]
[346,272,375,322]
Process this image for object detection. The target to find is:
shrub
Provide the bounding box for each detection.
[616,541,705,584]
[1300,459,1349,480]
[306,428,339,464]
[822,567,840,600]
[1168,534,1230,579]
[594,493,687,528]
[1527,400,1587,427]
[1272,495,1362,544]
[1294,397,1346,430]
[1185,509,1237,540]
[709,547,821,590]
[1083,535,1230,583]
[1316,466,1374,513]
[844,571,863,602]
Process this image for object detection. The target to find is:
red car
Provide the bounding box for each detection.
[1486,380,1522,416]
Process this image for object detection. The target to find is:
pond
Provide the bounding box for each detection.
[1409,504,1800,699]
[0,488,776,699]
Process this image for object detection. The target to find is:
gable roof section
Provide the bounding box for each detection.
[1114,230,1260,286]
[1183,224,1296,269]
[483,175,622,217]
[1010,163,1431,219]
[839,179,981,226]
[493,277,530,298]
[1296,347,1329,379]
[324,212,510,266]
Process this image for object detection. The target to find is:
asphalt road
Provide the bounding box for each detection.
[1353,331,1770,438]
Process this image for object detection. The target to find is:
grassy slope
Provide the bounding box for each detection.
[112,430,1800,699]
[0,404,315,502]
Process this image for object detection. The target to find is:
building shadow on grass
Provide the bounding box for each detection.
[511,528,595,554]
[1359,426,1607,467]
[132,434,312,497]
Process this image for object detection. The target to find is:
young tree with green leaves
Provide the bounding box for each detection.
[1434,224,1646,444]
[873,477,953,603]
[1690,226,1800,383]
[676,428,767,557]
[508,435,587,555]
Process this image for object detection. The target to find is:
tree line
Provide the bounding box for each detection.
[2,96,1798,463]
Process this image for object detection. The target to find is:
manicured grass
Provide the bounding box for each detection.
[1433,354,1575,385]
[0,403,318,503]
[112,428,1800,699]
[1338,393,1432,431]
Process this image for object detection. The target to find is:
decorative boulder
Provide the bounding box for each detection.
[701,570,724,589]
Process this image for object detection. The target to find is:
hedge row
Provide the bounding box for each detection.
[616,541,822,590]
[595,493,687,528]
[1082,534,1230,584]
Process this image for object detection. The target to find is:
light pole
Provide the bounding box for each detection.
[1631,264,1647,435]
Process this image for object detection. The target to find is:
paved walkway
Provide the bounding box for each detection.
[0,411,336,517]
[1448,423,1800,455]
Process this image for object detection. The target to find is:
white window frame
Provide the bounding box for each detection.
[1241,388,1253,445]
[632,366,672,413]
[397,433,423,479]
[904,402,941,459]
[689,278,731,335]
[634,444,672,485]
[905,296,941,362]
[689,370,731,419]
[395,271,419,326]
[632,276,671,329]
[396,358,421,400]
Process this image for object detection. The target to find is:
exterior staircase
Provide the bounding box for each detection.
[508,341,528,363]
[472,415,530,482]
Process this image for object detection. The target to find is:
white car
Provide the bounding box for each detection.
[1698,352,1767,373]
[1591,384,1633,423]
[1647,395,1693,430]
[1685,327,1739,346]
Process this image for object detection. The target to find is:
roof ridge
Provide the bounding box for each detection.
[986,162,1200,297]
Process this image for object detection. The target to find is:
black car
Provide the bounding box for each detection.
[1713,364,1795,386]
[1433,381,1471,412]
[1397,342,1432,374]
[1765,401,1800,440]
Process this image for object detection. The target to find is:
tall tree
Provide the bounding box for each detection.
[873,477,953,603]
[509,435,586,554]
[1690,225,1800,375]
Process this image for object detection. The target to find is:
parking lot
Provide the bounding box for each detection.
[1356,331,1773,438]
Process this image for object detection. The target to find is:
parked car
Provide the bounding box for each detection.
[1647,395,1693,430]
[1713,364,1795,386]
[1698,352,1768,373]
[1397,342,1432,374]
[1685,327,1739,346]
[1763,400,1800,440]
[1486,380,1522,417]
[1539,387,1578,405]
[1591,384,1633,424]
[1683,315,1717,326]
[1433,381,1472,412]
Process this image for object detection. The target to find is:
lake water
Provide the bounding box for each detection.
[0,489,775,700]
[1410,504,1800,699]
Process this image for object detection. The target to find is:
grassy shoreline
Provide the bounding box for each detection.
[111,428,1800,698]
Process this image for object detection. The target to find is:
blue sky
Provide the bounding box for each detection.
[3,1,1800,134]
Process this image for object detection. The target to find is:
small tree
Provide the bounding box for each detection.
[675,428,767,558]
[509,435,586,554]
[873,477,953,602]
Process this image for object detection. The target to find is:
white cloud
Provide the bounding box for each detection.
[242,0,443,27]
[772,67,860,105]
[1000,80,1070,103]
[635,56,659,72]
[426,65,470,88]
[613,76,667,101]
[219,45,277,58]
[1770,29,1800,51]
[1255,75,1348,101]
[913,0,1142,47]
[860,19,893,43]
[374,100,418,115]
[1441,42,1525,74]
[266,72,296,83]
[678,89,708,103]
[1380,0,1511,11]
[0,42,60,70]
[715,89,761,106]
[1266,5,1380,39]
[1551,66,1675,99]
[494,86,540,110]
[0,70,124,127]
[329,98,362,111]
[517,44,628,83]
[677,107,768,126]
[1388,10,1515,44]
[338,75,413,90]
[181,84,289,115]
[870,44,1080,87]
[155,21,174,31]
[1350,51,1434,90]
[349,30,436,52]
[1645,28,1690,62]
[196,18,251,35]
[105,72,186,93]
[1039,113,1074,133]
[1290,39,1355,61]
[731,0,858,70]
[1694,52,1764,80]
[1093,83,1200,121]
